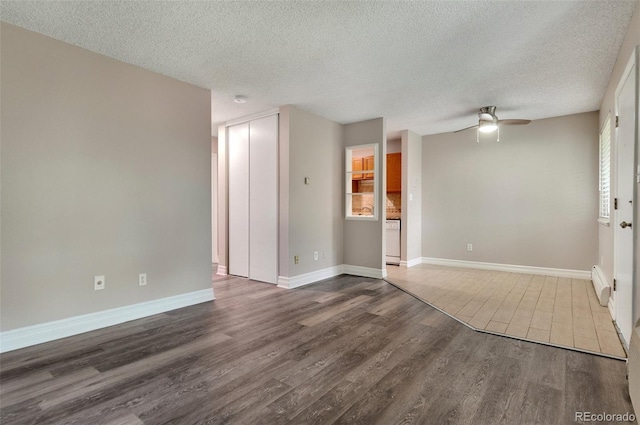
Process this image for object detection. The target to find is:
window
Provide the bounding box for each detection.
[346,144,378,220]
[599,116,611,223]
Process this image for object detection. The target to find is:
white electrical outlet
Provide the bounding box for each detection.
[467,244,473,252]
[139,273,147,286]
[94,275,105,291]
[314,251,318,261]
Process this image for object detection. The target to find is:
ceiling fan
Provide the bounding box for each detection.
[454,106,531,142]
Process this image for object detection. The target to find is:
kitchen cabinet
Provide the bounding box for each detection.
[387,153,401,192]
[352,158,363,180]
[363,155,375,179]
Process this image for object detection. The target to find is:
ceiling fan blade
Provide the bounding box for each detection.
[498,119,531,125]
[453,124,479,133]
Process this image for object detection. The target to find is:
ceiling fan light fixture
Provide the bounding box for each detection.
[478,120,498,133]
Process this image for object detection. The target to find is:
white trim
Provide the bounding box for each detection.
[343,264,386,279]
[217,265,228,276]
[402,258,422,268]
[346,216,379,221]
[0,289,214,353]
[277,265,343,289]
[277,276,291,288]
[277,264,388,289]
[225,108,280,127]
[598,218,611,226]
[420,257,591,279]
[591,265,611,306]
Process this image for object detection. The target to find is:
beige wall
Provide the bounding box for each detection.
[387,139,401,154]
[421,112,599,271]
[599,2,640,314]
[281,106,344,277]
[401,130,422,263]
[343,118,386,270]
[277,109,290,278]
[1,23,212,331]
[218,106,344,280]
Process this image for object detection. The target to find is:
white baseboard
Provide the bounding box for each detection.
[217,265,228,276]
[0,288,215,353]
[277,264,387,290]
[277,265,343,289]
[591,265,611,306]
[400,258,422,268]
[343,264,386,279]
[421,257,591,279]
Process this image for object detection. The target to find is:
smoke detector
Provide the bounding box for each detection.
[233,95,247,104]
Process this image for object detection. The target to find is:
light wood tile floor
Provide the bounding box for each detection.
[386,264,626,358]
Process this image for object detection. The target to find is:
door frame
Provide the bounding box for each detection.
[613,46,638,346]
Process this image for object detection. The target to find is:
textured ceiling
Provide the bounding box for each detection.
[1,1,636,137]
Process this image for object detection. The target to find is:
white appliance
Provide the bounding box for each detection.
[386,219,401,265]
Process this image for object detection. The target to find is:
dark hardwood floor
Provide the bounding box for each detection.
[0,275,635,424]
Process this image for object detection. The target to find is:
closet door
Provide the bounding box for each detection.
[249,115,278,284]
[228,123,249,278]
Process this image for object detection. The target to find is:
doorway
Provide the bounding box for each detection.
[614,47,637,347]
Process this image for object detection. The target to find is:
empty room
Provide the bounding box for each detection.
[2,1,640,424]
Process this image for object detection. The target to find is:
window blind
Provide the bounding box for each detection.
[599,117,611,220]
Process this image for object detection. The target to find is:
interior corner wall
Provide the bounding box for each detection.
[421,112,599,271]
[599,2,640,308]
[278,107,291,278]
[0,23,212,331]
[280,105,344,278]
[343,118,387,271]
[401,130,422,263]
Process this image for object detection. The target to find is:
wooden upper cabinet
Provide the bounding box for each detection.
[363,156,375,179]
[352,158,363,180]
[387,153,401,192]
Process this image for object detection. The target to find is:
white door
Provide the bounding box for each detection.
[228,123,250,278]
[614,49,636,347]
[212,153,218,267]
[249,115,278,284]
